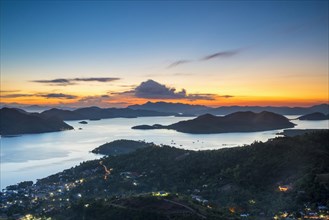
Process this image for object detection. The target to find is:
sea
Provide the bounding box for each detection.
[1,116,328,189]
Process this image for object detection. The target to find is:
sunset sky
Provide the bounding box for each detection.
[1,1,328,108]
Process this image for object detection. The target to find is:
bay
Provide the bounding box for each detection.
[1,116,328,189]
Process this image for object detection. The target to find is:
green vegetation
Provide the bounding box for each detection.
[280,129,329,137]
[91,140,154,155]
[2,131,328,219]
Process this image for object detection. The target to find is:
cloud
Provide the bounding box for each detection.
[166,48,241,68]
[110,90,134,95]
[32,77,120,86]
[131,79,216,101]
[219,95,234,98]
[117,84,137,88]
[167,60,192,69]
[40,93,77,99]
[144,73,193,77]
[0,92,79,100]
[172,73,194,76]
[0,90,21,93]
[134,79,187,99]
[0,94,33,98]
[32,78,74,86]
[201,49,240,61]
[187,94,216,101]
[73,77,120,82]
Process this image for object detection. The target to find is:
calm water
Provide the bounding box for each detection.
[1,116,328,189]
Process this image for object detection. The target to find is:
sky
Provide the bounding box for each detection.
[1,0,328,108]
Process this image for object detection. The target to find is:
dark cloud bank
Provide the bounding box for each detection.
[131,79,217,101]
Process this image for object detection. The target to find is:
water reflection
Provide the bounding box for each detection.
[1,116,328,188]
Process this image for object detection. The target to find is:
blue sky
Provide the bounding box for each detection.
[0,1,328,107]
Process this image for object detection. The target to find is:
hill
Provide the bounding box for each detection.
[133,111,295,134]
[92,140,154,155]
[0,108,73,135]
[40,107,175,121]
[298,112,329,120]
[3,131,328,219]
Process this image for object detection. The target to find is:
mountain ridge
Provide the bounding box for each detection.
[40,106,176,121]
[129,102,329,115]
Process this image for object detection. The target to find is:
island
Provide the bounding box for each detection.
[298,112,329,120]
[0,108,73,135]
[92,139,153,155]
[1,131,328,219]
[79,121,88,124]
[132,111,295,134]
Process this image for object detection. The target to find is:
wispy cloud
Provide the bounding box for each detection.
[0,94,33,98]
[145,72,194,77]
[187,93,216,101]
[0,92,78,100]
[167,48,242,68]
[167,60,192,69]
[73,77,120,82]
[201,49,240,61]
[117,84,137,88]
[172,73,194,76]
[0,90,21,93]
[32,79,74,86]
[219,95,234,98]
[32,77,120,86]
[40,93,78,99]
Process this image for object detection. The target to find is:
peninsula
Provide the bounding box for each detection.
[92,140,153,156]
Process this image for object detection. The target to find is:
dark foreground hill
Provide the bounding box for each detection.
[0,108,73,135]
[3,131,328,219]
[40,106,175,120]
[133,111,295,133]
[298,112,329,120]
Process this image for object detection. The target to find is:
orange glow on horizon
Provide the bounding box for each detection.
[1,75,328,108]
[1,94,328,108]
